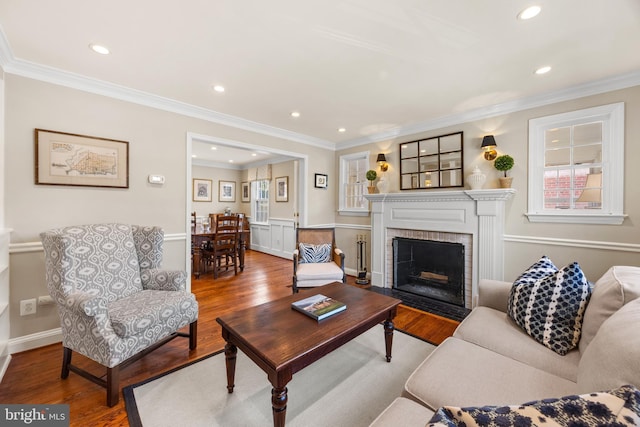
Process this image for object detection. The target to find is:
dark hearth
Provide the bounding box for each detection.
[368,286,470,322]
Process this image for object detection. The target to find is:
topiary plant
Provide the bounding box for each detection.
[494,155,514,177]
[366,169,377,184]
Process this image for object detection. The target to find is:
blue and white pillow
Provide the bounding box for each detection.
[427,384,640,427]
[508,256,592,355]
[299,243,332,263]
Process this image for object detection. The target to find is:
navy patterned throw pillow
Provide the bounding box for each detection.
[427,384,640,427]
[299,243,332,263]
[508,256,592,355]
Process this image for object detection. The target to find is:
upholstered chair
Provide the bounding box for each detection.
[40,223,198,407]
[292,227,346,293]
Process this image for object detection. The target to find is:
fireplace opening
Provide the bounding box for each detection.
[393,237,465,307]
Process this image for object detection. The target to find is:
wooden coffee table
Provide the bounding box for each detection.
[216,282,401,427]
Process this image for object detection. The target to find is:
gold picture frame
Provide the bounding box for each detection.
[275,176,288,202]
[193,179,213,202]
[219,180,236,202]
[35,129,129,188]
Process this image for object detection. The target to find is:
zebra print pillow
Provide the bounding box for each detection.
[299,243,332,263]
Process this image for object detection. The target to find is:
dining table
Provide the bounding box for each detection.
[192,228,250,279]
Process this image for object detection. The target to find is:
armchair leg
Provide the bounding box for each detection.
[106,366,120,407]
[61,347,72,379]
[292,277,298,294]
[189,320,198,350]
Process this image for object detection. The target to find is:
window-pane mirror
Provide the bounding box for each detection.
[399,131,464,190]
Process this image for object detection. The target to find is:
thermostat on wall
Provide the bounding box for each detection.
[148,175,165,185]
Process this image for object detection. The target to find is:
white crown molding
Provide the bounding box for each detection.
[0,27,335,151]
[338,71,640,149]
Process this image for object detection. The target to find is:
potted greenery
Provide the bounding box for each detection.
[494,154,514,188]
[366,170,377,193]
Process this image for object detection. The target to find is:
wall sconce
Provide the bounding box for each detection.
[376,153,389,172]
[481,135,498,161]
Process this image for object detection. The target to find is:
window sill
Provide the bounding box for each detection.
[337,209,370,217]
[525,212,627,225]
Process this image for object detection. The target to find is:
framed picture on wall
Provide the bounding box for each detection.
[35,128,129,188]
[241,182,250,202]
[275,176,288,202]
[193,178,212,202]
[314,173,328,189]
[219,180,236,202]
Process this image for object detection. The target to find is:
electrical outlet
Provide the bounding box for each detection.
[20,299,37,316]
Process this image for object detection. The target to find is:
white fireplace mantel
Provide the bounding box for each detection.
[364,188,515,308]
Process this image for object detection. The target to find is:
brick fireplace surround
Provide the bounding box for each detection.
[365,189,515,310]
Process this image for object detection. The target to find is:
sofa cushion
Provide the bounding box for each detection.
[577,296,640,393]
[368,397,435,427]
[508,258,591,355]
[404,337,578,411]
[299,242,332,263]
[295,262,343,288]
[427,384,640,427]
[579,266,640,353]
[454,306,580,381]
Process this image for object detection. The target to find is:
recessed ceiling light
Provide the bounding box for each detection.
[210,146,217,150]
[192,154,197,158]
[228,160,234,163]
[338,128,346,133]
[89,44,110,55]
[251,153,257,157]
[518,6,541,20]
[535,66,552,75]
[290,111,300,118]
[213,85,225,93]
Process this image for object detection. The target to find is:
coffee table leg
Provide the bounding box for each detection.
[383,318,394,362]
[224,343,237,393]
[271,386,288,427]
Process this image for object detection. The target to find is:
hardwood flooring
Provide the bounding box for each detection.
[0,250,458,426]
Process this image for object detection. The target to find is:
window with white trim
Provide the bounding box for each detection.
[251,179,269,224]
[526,102,625,224]
[339,151,369,214]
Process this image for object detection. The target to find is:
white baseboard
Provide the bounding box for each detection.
[9,328,62,354]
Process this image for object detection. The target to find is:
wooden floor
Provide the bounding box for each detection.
[0,250,458,426]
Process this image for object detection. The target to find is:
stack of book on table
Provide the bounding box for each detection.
[291,294,347,321]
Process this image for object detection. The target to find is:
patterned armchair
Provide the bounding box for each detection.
[40,224,198,407]
[292,227,346,294]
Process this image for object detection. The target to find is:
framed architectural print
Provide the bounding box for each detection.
[241,181,250,202]
[315,173,328,189]
[275,176,288,202]
[193,179,212,202]
[35,128,129,188]
[219,180,236,202]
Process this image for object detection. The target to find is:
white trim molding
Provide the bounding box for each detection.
[505,234,640,253]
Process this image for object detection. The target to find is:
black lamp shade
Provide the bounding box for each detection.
[376,153,387,163]
[481,135,497,148]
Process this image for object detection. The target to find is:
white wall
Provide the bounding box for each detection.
[4,74,336,344]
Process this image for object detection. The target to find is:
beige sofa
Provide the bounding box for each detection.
[370,266,640,426]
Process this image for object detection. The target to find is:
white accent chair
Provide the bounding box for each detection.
[292,228,346,293]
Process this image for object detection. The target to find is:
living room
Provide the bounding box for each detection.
[1,1,640,425]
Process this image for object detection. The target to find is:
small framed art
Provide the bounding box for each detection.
[241,181,250,202]
[219,180,236,202]
[314,173,328,189]
[193,179,212,202]
[275,176,288,202]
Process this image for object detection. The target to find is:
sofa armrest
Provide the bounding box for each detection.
[141,268,187,291]
[477,279,512,313]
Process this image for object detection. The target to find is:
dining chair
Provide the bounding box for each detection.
[209,214,240,278]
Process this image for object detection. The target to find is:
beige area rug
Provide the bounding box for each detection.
[124,327,435,427]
